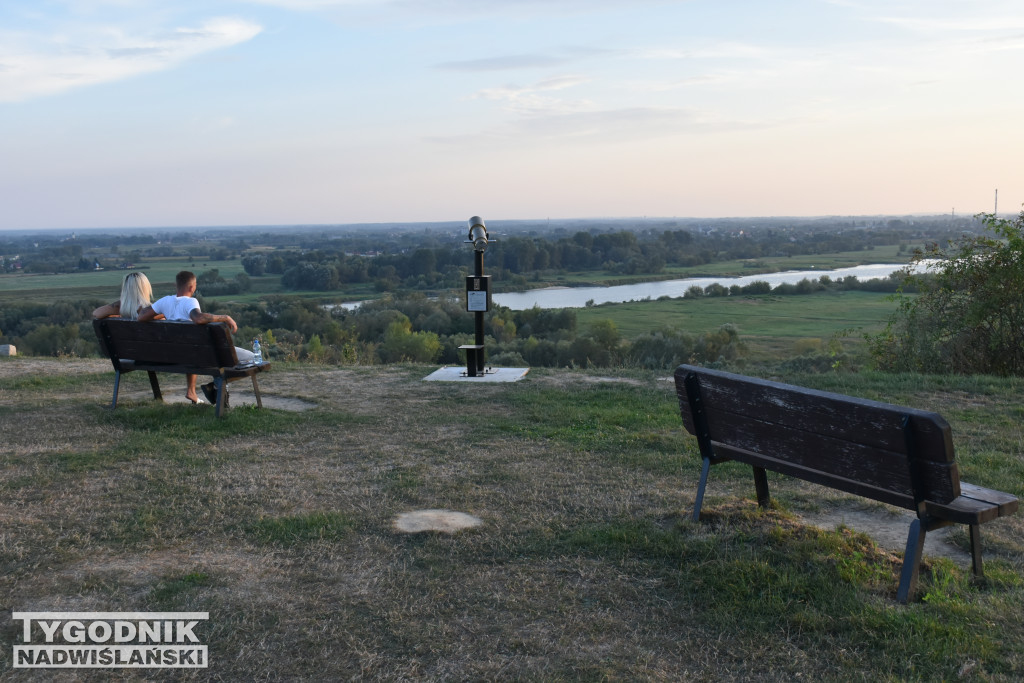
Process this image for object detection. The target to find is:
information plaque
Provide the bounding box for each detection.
[465,276,492,312]
[467,290,488,312]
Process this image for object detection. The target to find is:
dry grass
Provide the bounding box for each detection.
[0,358,1022,681]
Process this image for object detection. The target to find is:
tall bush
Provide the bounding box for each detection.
[869,211,1024,375]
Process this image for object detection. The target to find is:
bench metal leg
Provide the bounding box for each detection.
[693,458,712,522]
[969,524,984,578]
[251,375,263,409]
[147,371,162,401]
[111,371,122,409]
[898,518,927,603]
[753,466,770,508]
[214,377,227,418]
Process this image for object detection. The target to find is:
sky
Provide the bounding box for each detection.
[1,0,1023,231]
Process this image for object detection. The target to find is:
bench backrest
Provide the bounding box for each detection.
[94,319,239,371]
[674,364,960,510]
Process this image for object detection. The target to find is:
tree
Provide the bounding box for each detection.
[242,254,267,276]
[870,210,1024,375]
[306,334,325,361]
[378,320,441,363]
[587,319,620,351]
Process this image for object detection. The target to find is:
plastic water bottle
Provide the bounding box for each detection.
[253,338,263,365]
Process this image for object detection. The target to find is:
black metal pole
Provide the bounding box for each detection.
[474,249,486,373]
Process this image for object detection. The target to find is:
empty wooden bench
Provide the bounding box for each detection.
[674,364,1018,602]
[93,318,271,418]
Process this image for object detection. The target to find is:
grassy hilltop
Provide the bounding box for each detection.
[1,358,1022,680]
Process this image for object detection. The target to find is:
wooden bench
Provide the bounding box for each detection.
[674,364,1018,602]
[93,319,271,418]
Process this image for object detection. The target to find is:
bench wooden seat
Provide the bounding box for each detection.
[93,318,271,418]
[674,364,1018,602]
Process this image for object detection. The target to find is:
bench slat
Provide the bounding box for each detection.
[123,361,257,377]
[958,482,1020,517]
[707,435,958,510]
[713,443,916,509]
[116,341,226,368]
[699,409,959,504]
[677,368,955,463]
[925,496,1004,525]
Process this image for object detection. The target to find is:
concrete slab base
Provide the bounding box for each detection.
[423,366,530,383]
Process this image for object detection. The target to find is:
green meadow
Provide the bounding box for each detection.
[0,258,248,302]
[576,289,901,360]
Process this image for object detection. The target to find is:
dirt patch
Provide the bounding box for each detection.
[129,390,318,412]
[393,510,483,534]
[533,373,649,388]
[797,504,972,566]
[581,376,646,385]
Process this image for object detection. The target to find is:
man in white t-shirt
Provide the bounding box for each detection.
[138,270,251,404]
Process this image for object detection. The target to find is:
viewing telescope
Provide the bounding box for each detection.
[467,216,489,252]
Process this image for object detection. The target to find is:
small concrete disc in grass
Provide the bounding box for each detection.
[393,510,483,534]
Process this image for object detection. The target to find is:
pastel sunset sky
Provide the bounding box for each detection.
[2,0,1022,230]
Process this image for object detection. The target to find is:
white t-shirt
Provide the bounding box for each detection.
[150,294,256,364]
[151,295,200,322]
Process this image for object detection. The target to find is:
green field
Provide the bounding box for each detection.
[0,257,387,307]
[0,257,248,300]
[576,289,900,358]
[0,257,245,290]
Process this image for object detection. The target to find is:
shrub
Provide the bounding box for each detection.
[624,324,743,369]
[489,351,527,366]
[742,280,772,295]
[793,338,823,355]
[870,210,1024,375]
[378,320,441,363]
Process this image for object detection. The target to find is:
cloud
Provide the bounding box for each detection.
[628,72,740,92]
[636,42,772,62]
[520,106,764,139]
[0,17,262,103]
[245,0,677,10]
[875,14,1024,34]
[436,54,571,72]
[241,0,690,27]
[430,104,766,148]
[243,0,385,7]
[468,75,592,116]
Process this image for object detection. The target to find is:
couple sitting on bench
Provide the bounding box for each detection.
[93,270,253,404]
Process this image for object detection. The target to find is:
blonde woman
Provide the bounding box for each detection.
[92,271,165,321]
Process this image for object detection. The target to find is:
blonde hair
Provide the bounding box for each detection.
[119,272,153,320]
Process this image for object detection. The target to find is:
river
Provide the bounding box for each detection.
[491,263,908,310]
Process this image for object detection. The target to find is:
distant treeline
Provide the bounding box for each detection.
[3,218,972,282]
[1,270,913,369]
[250,226,936,292]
